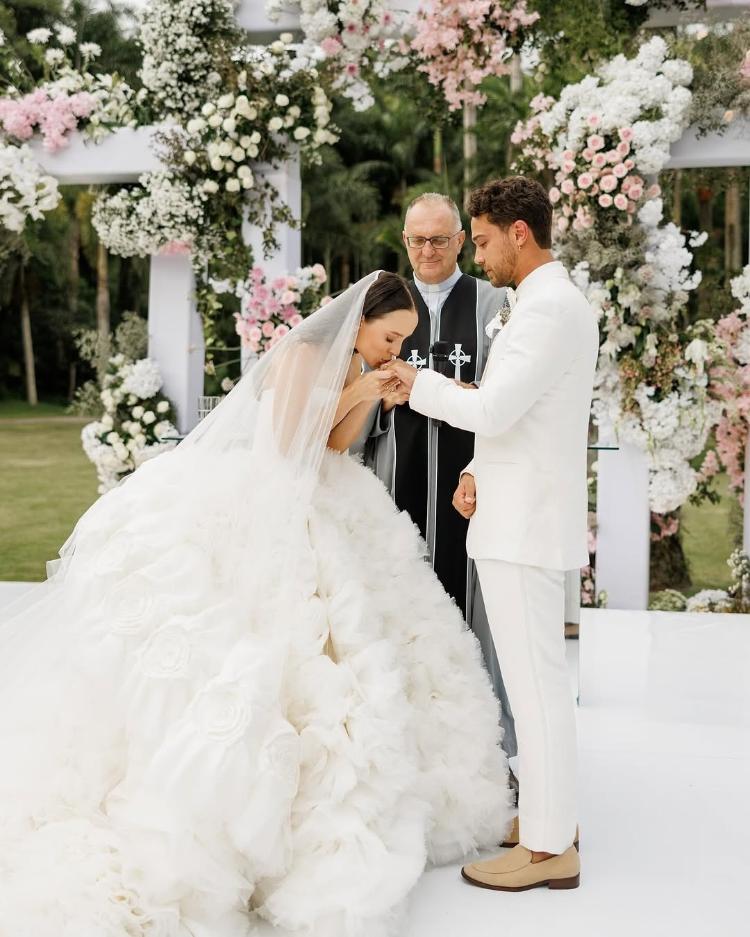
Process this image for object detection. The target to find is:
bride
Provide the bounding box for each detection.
[0,271,512,937]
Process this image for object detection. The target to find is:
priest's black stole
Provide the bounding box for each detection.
[393,275,479,615]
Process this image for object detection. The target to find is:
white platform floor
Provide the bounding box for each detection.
[1,586,748,936]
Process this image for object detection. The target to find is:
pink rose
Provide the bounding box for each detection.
[614,194,628,210]
[280,290,298,305]
[616,141,630,157]
[582,148,594,161]
[626,201,637,213]
[289,314,304,328]
[249,327,262,343]
[577,172,594,189]
[549,186,561,204]
[613,163,628,178]
[739,51,750,80]
[587,114,601,127]
[311,263,327,282]
[262,321,275,338]
[624,158,635,171]
[587,134,605,151]
[557,216,569,232]
[618,127,634,142]
[562,159,576,174]
[598,193,613,208]
[647,183,661,198]
[600,174,618,193]
[560,178,575,195]
[320,36,343,57]
[562,150,574,160]
[592,153,607,169]
[628,185,643,201]
[275,324,290,338]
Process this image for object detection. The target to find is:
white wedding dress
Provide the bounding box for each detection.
[0,274,511,937]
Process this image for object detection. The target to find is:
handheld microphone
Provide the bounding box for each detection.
[430,341,453,378]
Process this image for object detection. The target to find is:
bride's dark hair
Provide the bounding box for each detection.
[362,272,414,320]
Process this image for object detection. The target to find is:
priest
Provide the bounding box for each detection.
[366,192,517,759]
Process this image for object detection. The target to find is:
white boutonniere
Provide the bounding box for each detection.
[485,287,517,339]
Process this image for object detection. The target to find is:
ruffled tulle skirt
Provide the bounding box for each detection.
[0,447,511,936]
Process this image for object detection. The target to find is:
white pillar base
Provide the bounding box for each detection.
[147,254,205,434]
[595,437,651,610]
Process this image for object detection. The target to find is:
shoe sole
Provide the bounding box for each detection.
[501,840,580,852]
[461,868,580,892]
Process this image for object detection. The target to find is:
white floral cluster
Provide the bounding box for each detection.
[0,141,60,234]
[266,0,406,111]
[45,66,140,144]
[138,0,236,117]
[92,172,205,259]
[685,589,734,613]
[574,199,718,513]
[539,37,692,176]
[82,353,177,494]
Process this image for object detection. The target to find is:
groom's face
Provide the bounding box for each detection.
[471,214,518,288]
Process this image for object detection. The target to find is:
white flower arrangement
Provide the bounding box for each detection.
[0,141,60,234]
[138,0,238,117]
[266,0,406,111]
[82,354,178,493]
[92,172,204,259]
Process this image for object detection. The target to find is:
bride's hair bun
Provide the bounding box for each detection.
[362,272,414,321]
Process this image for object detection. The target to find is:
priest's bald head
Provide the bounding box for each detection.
[403,193,466,285]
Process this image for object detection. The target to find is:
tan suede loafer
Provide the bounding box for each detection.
[462,844,580,891]
[501,816,580,852]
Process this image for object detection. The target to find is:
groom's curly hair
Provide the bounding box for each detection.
[468,176,552,249]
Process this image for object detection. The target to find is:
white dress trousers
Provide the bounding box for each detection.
[475,558,577,854]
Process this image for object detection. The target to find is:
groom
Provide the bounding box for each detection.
[391,176,598,891]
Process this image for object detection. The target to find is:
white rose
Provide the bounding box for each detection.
[247,144,259,158]
[222,117,237,134]
[210,156,224,171]
[231,146,245,162]
[280,32,294,44]
[250,131,261,144]
[293,126,311,141]
[218,141,233,156]
[201,103,216,116]
[226,178,241,193]
[114,443,129,461]
[101,414,113,430]
[268,116,284,132]
[142,411,156,425]
[288,105,301,119]
[156,400,170,413]
[202,180,219,194]
[237,165,253,179]
[134,433,147,447]
[224,159,235,172]
[131,405,144,419]
[241,176,254,189]
[106,431,119,444]
[186,117,206,134]
[218,93,235,110]
[183,150,196,165]
[275,94,290,107]
[239,135,252,149]
[208,113,222,128]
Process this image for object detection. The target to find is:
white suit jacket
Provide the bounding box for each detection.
[409,261,599,571]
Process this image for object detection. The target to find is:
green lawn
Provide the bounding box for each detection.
[680,473,735,594]
[0,404,98,581]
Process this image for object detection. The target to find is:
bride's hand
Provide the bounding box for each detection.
[358,369,401,402]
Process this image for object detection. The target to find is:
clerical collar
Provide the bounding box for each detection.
[413,266,463,296]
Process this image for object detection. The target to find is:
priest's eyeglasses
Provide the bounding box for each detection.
[405,232,462,250]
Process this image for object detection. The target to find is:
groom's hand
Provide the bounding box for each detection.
[389,359,417,393]
[453,472,476,518]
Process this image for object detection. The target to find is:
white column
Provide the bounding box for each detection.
[595,436,651,610]
[240,157,302,372]
[147,253,205,434]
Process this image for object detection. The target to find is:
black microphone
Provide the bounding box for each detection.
[430,341,453,378]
